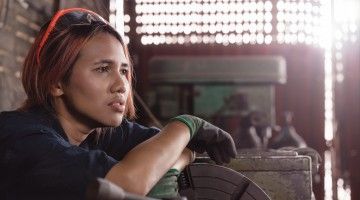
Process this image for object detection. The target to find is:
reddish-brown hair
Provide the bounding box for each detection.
[20,8,136,119]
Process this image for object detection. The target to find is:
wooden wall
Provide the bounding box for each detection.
[0,0,53,111]
[0,0,109,112]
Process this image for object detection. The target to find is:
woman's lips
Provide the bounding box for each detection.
[108,102,125,112]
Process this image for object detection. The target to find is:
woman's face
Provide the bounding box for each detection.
[58,32,130,128]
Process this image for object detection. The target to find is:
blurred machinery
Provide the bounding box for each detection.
[147,55,286,147]
[268,111,307,149]
[146,56,319,199]
[148,56,285,121]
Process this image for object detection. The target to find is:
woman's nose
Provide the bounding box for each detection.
[110,72,127,94]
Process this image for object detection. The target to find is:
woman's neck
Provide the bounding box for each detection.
[52,96,98,145]
[57,114,92,145]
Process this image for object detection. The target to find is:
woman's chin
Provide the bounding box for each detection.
[104,116,124,127]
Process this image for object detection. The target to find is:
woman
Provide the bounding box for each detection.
[0,8,236,199]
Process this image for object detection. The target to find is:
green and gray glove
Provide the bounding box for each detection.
[147,169,180,199]
[171,115,237,165]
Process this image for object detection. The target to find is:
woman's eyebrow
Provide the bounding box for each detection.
[94,59,113,65]
[121,62,129,68]
[94,59,129,67]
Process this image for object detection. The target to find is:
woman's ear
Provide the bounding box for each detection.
[50,82,64,97]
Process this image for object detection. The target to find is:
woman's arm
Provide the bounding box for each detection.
[171,148,195,171]
[105,121,190,195]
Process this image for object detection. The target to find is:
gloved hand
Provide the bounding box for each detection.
[147,169,180,199]
[171,115,237,165]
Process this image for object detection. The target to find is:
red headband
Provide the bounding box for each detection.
[36,8,106,65]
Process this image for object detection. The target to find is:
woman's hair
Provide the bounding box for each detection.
[20,8,136,119]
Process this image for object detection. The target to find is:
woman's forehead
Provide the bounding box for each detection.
[78,32,127,62]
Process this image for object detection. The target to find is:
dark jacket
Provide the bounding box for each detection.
[0,107,159,199]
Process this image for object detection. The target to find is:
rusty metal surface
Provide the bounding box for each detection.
[225,150,312,200]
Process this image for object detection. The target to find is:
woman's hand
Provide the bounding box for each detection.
[171,115,237,165]
[147,168,180,199]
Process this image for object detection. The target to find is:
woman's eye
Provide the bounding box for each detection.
[120,69,129,75]
[95,66,110,73]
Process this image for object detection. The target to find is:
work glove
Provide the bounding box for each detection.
[147,169,180,199]
[171,115,237,165]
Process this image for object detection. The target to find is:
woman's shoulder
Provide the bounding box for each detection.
[0,109,38,128]
[0,108,57,137]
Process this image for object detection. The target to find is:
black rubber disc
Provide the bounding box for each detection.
[178,163,270,200]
